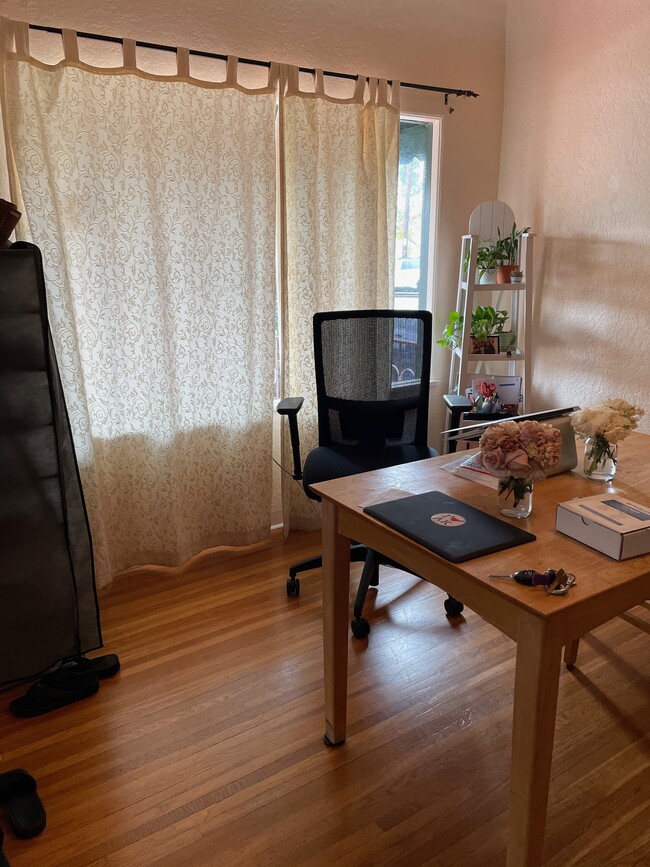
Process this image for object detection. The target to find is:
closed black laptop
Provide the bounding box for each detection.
[363,490,536,563]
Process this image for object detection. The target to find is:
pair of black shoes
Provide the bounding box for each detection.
[9,654,121,718]
[0,770,46,866]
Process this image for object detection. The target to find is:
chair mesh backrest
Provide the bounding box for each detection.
[313,310,432,448]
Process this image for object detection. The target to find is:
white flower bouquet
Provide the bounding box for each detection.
[570,398,644,475]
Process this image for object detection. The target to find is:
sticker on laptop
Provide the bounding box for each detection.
[431,512,466,527]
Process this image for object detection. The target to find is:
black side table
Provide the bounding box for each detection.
[443,394,516,453]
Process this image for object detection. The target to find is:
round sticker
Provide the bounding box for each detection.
[431,512,466,527]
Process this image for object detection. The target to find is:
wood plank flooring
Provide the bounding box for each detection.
[1,531,648,866]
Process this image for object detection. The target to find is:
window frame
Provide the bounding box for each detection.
[393,113,442,316]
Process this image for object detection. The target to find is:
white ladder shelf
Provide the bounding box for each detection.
[447,201,533,414]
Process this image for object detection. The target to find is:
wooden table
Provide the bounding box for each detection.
[310,432,650,867]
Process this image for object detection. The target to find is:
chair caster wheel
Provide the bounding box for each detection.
[351,617,370,639]
[444,597,464,616]
[287,577,300,597]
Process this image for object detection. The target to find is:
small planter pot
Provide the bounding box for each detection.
[479,269,497,284]
[496,264,518,284]
[498,331,517,352]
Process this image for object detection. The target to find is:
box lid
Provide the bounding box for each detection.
[558,494,650,534]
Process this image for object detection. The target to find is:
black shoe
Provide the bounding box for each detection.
[9,670,99,718]
[0,826,11,867]
[0,769,46,839]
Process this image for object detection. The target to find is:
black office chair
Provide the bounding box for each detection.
[277,309,464,638]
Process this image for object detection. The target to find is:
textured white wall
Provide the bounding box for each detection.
[499,0,650,429]
[2,0,507,451]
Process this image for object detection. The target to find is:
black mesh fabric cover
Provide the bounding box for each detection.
[314,310,432,448]
[0,242,102,686]
[300,310,436,500]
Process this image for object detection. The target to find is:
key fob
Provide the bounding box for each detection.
[512,569,549,586]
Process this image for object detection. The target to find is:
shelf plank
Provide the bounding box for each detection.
[462,281,527,291]
[453,347,525,361]
[467,352,525,361]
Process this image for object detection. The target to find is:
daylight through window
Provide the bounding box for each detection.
[393,117,440,312]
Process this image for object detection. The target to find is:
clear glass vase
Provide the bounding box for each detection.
[584,436,617,481]
[498,477,533,518]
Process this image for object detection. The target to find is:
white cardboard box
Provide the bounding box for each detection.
[556,494,650,560]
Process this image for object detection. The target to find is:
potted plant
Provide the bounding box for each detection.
[437,310,464,351]
[476,241,501,284]
[463,240,502,284]
[510,269,524,283]
[498,330,518,352]
[470,305,508,353]
[494,223,531,284]
[462,243,495,284]
[438,306,509,354]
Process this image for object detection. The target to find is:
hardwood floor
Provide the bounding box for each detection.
[1,532,648,866]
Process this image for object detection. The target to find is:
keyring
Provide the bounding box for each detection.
[545,568,576,596]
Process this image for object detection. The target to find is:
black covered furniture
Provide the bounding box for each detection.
[278,309,464,638]
[443,394,519,453]
[0,242,102,686]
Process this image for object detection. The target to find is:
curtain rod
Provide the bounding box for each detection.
[28,24,479,99]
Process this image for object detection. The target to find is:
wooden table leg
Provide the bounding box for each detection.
[321,500,351,746]
[507,617,563,867]
[563,638,580,668]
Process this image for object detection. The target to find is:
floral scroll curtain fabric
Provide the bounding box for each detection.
[280,69,400,530]
[1,21,278,586]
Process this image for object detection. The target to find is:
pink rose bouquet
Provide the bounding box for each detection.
[479,420,562,507]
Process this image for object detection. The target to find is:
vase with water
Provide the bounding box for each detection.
[497,476,533,518]
[583,435,617,481]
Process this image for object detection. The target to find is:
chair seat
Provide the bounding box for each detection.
[303,444,438,500]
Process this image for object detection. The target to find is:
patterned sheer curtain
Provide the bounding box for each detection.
[0,20,278,587]
[280,68,400,530]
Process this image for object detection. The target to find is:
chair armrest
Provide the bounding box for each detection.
[277,396,305,415]
[276,396,305,480]
[443,394,472,411]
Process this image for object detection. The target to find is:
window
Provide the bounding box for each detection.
[393,117,441,311]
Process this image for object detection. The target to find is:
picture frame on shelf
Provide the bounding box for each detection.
[470,336,499,354]
[471,375,522,408]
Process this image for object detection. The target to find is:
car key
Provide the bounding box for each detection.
[489,569,552,586]
[490,568,576,595]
